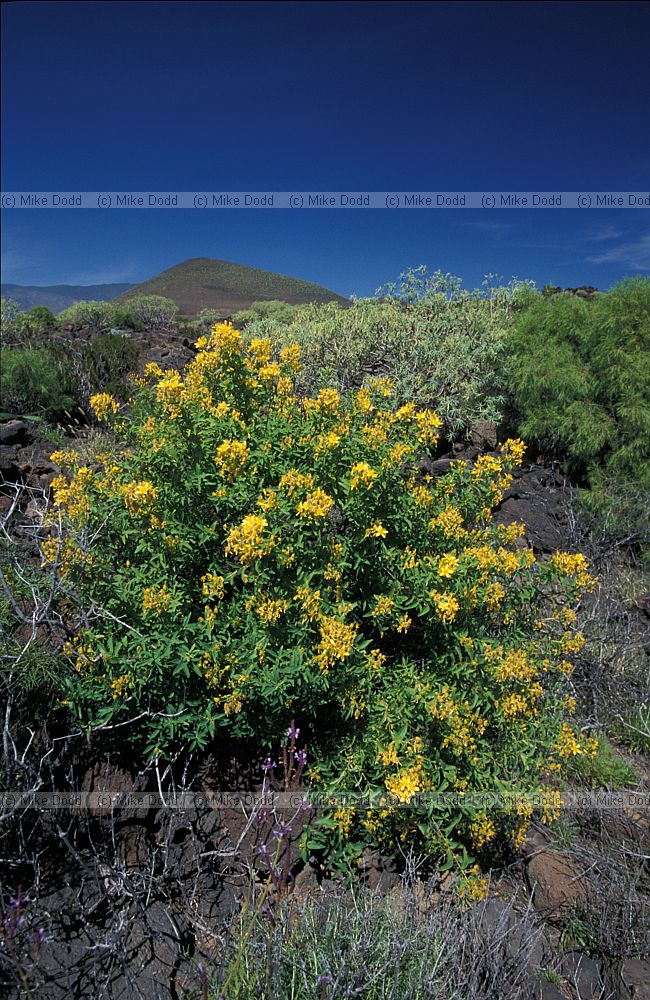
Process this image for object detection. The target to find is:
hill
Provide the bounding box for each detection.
[1,282,134,312]
[115,258,347,316]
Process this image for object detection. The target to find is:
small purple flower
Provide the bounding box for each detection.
[262,757,277,773]
[256,842,269,856]
[273,821,292,839]
[197,961,207,986]
[294,748,308,767]
[317,972,333,986]
[287,722,300,740]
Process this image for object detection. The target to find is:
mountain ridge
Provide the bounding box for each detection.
[1,282,134,311]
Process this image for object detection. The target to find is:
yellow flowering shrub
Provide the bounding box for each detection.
[46,321,596,875]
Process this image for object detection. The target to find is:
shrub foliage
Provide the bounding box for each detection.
[46,322,596,874]
[508,278,650,544]
[240,269,532,438]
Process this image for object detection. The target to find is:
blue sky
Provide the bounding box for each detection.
[2,1,649,295]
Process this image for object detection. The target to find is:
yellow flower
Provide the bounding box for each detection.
[495,649,537,683]
[438,553,459,579]
[332,806,355,838]
[90,392,120,421]
[429,590,460,623]
[119,480,159,516]
[539,787,562,825]
[430,505,465,539]
[247,338,273,364]
[385,762,425,804]
[257,489,278,512]
[499,693,530,720]
[155,371,185,418]
[561,631,585,654]
[364,520,388,539]
[365,648,387,672]
[414,408,442,446]
[50,449,78,467]
[355,387,374,414]
[294,586,322,621]
[215,439,250,480]
[315,616,358,674]
[142,584,172,615]
[501,438,526,466]
[395,614,412,633]
[457,872,489,904]
[201,573,225,600]
[209,321,243,355]
[372,595,395,618]
[470,812,496,850]
[551,551,594,589]
[225,515,274,565]
[411,485,433,507]
[279,343,302,372]
[110,673,132,700]
[313,387,340,414]
[279,469,314,494]
[296,488,334,520]
[553,723,598,759]
[254,594,288,624]
[484,581,506,611]
[350,461,378,490]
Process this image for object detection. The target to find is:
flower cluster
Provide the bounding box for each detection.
[49,322,596,878]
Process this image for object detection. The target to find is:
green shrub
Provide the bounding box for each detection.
[0,346,76,419]
[196,308,226,330]
[58,300,115,332]
[568,735,638,790]
[123,294,178,330]
[241,269,532,439]
[231,299,299,330]
[46,322,596,876]
[507,278,650,544]
[75,333,138,401]
[112,308,146,332]
[0,297,21,341]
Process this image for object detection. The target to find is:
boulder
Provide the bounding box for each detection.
[0,419,32,446]
[471,419,498,451]
[560,951,603,999]
[620,958,650,1000]
[526,851,590,919]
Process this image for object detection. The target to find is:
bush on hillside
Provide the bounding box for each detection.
[507,277,650,546]
[58,300,116,332]
[195,308,226,330]
[240,269,533,438]
[231,299,299,329]
[71,333,139,410]
[1,334,138,422]
[45,322,596,878]
[112,308,146,332]
[123,294,178,330]
[22,305,56,335]
[0,346,76,419]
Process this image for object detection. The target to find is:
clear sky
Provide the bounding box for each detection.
[1,0,649,295]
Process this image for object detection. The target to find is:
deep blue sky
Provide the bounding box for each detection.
[2,1,649,295]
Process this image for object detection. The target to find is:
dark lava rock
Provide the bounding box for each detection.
[0,419,33,446]
[620,958,650,1000]
[560,951,603,999]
